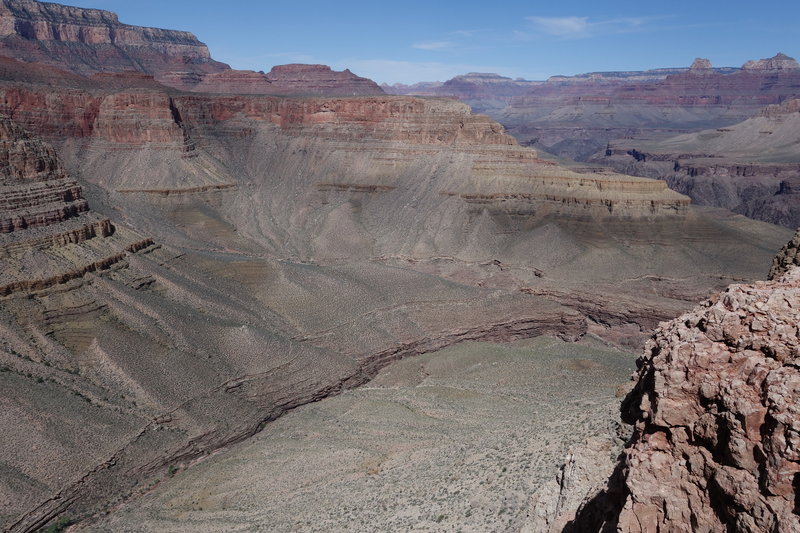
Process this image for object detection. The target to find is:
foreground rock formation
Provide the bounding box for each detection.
[566,236,800,532]
[770,228,800,279]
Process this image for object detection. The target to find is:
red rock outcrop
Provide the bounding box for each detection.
[567,250,800,532]
[263,64,384,96]
[770,228,800,280]
[185,64,385,96]
[742,52,800,72]
[689,58,714,72]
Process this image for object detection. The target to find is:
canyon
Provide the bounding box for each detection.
[394,55,800,228]
[595,98,800,229]
[389,55,800,160]
[0,1,797,532]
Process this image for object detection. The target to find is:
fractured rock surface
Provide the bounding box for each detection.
[568,262,800,532]
[769,228,800,280]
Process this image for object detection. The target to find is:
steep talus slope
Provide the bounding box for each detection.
[0,115,588,533]
[0,89,605,532]
[79,338,635,533]
[596,98,800,229]
[565,237,800,532]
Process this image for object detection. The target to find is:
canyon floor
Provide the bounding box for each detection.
[84,336,633,533]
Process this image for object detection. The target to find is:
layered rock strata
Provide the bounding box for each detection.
[566,247,800,532]
[0,57,784,332]
[0,1,384,96]
[0,115,150,295]
[167,63,385,96]
[596,98,800,228]
[0,59,690,213]
[0,0,228,82]
[499,54,800,160]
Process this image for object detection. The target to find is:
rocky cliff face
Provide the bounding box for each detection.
[0,1,384,96]
[566,236,800,532]
[0,0,228,82]
[181,64,385,96]
[263,64,384,96]
[742,52,800,71]
[0,115,149,294]
[770,228,800,280]
[0,60,690,215]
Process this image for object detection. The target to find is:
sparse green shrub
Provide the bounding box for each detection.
[38,516,73,533]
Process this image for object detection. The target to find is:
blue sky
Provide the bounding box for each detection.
[63,0,800,84]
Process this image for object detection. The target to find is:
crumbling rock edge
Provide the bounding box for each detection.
[770,228,800,280]
[555,240,800,532]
